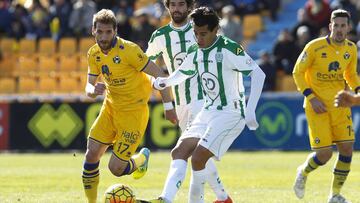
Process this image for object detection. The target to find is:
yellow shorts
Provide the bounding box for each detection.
[305,107,355,149]
[89,105,149,161]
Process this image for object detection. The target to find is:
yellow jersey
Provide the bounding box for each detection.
[87,36,152,110]
[293,36,360,109]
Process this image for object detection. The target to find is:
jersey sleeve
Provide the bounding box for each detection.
[128,43,150,72]
[146,34,162,61]
[87,48,100,76]
[178,53,197,76]
[292,43,315,98]
[229,50,258,76]
[344,45,360,93]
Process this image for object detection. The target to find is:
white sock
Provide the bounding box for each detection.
[189,169,207,203]
[205,158,228,200]
[160,159,187,202]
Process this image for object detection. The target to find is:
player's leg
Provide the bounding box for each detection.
[328,108,355,202]
[189,101,230,202]
[83,108,114,203]
[328,142,353,203]
[294,108,333,199]
[189,110,244,202]
[109,105,150,178]
[157,137,199,203]
[83,139,109,203]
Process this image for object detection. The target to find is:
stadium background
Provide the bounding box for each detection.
[1,0,360,150]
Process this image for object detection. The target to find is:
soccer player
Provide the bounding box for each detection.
[146,1,231,202]
[82,9,177,203]
[335,90,360,107]
[292,9,359,203]
[153,7,265,202]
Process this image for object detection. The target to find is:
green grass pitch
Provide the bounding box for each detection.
[0,151,359,203]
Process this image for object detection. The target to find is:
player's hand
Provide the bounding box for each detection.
[335,90,355,107]
[153,77,167,90]
[165,109,178,125]
[245,109,259,130]
[94,82,106,95]
[309,97,327,113]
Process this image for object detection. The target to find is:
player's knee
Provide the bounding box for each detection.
[171,146,190,160]
[108,163,126,177]
[316,150,333,163]
[85,149,102,163]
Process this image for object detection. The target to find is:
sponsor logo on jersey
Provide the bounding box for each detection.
[314,45,327,52]
[344,52,350,60]
[113,56,121,64]
[176,40,191,45]
[96,56,101,62]
[321,53,327,58]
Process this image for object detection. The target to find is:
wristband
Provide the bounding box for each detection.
[163,102,174,110]
[85,83,95,94]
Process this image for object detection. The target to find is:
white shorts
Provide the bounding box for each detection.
[176,100,204,132]
[180,108,245,160]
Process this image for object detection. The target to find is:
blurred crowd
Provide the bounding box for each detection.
[1,0,360,95]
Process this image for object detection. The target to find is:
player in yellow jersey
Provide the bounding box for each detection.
[81,9,178,203]
[293,9,359,203]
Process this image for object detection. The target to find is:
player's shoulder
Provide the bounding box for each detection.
[187,43,199,55]
[149,24,172,43]
[304,36,329,52]
[221,36,245,56]
[87,43,100,59]
[345,39,356,50]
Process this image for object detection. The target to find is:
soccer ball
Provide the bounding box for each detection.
[103,183,136,203]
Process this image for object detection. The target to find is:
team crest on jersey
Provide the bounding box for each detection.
[314,137,320,144]
[344,52,350,60]
[215,52,223,62]
[113,56,121,64]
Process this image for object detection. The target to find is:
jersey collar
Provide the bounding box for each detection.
[169,20,191,31]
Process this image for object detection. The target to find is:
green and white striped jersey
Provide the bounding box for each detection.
[178,35,257,111]
[146,22,203,106]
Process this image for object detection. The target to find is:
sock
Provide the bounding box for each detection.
[122,158,136,175]
[189,168,207,203]
[331,154,352,195]
[131,152,146,169]
[205,158,228,200]
[160,159,187,202]
[302,152,324,176]
[82,161,100,203]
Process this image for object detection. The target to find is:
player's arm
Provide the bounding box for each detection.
[85,49,105,99]
[85,74,105,99]
[230,50,265,130]
[335,90,360,107]
[343,45,360,94]
[142,61,178,124]
[293,44,326,113]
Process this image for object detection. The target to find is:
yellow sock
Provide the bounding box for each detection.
[82,162,100,203]
[131,152,146,169]
[303,152,324,176]
[331,154,351,195]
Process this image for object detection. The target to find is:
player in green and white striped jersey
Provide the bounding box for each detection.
[147,1,231,203]
[154,7,265,202]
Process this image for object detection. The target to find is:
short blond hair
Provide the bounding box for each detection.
[93,9,117,29]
